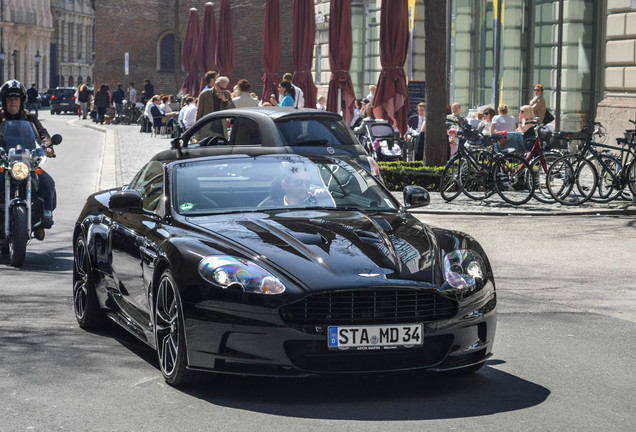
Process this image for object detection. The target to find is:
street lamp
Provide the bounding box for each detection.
[77,53,82,84]
[34,50,41,89]
[11,49,16,78]
[0,47,5,83]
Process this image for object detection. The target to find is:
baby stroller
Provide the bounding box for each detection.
[354,118,403,162]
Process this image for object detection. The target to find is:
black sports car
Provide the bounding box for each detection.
[73,153,496,386]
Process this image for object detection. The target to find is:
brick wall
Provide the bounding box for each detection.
[94,0,294,99]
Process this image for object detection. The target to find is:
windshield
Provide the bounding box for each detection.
[0,120,41,151]
[275,117,359,147]
[172,155,399,216]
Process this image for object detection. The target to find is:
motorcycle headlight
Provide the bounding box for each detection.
[198,255,286,295]
[442,249,486,293]
[10,162,29,180]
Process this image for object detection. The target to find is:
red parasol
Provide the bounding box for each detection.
[261,0,280,103]
[372,0,410,135]
[181,8,200,97]
[195,2,218,94]
[215,0,234,87]
[292,0,317,109]
[326,0,355,124]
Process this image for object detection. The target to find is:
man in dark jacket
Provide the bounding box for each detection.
[26,83,39,116]
[142,79,154,104]
[0,80,57,230]
[111,83,125,116]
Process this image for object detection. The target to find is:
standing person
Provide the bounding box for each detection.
[94,83,110,124]
[77,83,90,119]
[232,79,259,108]
[200,71,218,93]
[278,73,304,108]
[406,102,426,160]
[270,81,295,107]
[111,83,125,116]
[195,76,235,121]
[128,82,137,106]
[366,84,376,102]
[492,104,516,132]
[529,84,546,123]
[316,95,327,110]
[142,79,154,104]
[177,96,197,130]
[26,83,39,117]
[0,80,57,229]
[350,99,363,128]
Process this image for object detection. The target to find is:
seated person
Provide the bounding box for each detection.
[259,162,335,208]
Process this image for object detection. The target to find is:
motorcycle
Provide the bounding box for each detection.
[0,120,62,266]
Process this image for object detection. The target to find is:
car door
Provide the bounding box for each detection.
[110,161,164,329]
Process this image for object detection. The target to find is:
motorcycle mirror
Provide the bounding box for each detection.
[51,134,63,145]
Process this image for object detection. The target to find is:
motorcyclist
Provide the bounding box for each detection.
[0,79,57,229]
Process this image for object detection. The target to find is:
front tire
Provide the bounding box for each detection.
[155,270,199,386]
[73,235,105,329]
[9,206,28,267]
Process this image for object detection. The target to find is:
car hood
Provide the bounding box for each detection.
[186,210,436,292]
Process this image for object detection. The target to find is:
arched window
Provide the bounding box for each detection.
[60,76,65,86]
[68,75,74,86]
[158,32,176,72]
[77,75,83,85]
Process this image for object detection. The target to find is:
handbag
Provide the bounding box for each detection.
[543,108,555,124]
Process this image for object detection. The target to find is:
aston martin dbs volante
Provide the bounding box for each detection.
[73,153,496,386]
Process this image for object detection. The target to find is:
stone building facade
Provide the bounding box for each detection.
[0,0,54,87]
[51,0,95,88]
[93,0,294,99]
[0,0,94,90]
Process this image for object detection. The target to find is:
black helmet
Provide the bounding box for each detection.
[1,79,27,111]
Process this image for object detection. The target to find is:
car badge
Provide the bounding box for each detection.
[357,272,381,278]
[327,146,335,154]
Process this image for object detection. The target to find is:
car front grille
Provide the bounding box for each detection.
[280,289,457,325]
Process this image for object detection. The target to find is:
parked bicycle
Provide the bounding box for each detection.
[545,121,636,205]
[440,119,535,205]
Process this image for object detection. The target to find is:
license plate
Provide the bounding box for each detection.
[328,324,423,350]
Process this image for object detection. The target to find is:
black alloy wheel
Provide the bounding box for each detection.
[73,235,104,329]
[154,270,198,386]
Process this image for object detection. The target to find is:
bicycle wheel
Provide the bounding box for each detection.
[494,154,534,205]
[627,158,636,197]
[530,151,562,203]
[547,155,597,206]
[589,153,622,203]
[439,155,464,201]
[462,152,493,201]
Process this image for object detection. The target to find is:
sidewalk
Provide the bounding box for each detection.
[74,119,636,216]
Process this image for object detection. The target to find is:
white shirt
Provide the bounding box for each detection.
[178,103,197,129]
[129,88,137,104]
[233,93,259,108]
[492,114,516,132]
[159,103,173,114]
[316,102,326,111]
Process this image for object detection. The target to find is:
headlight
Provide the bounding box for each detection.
[10,162,29,180]
[198,255,286,295]
[442,249,486,292]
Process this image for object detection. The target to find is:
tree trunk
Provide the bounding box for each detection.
[423,0,448,167]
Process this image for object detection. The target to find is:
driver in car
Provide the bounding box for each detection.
[260,162,334,208]
[0,79,57,229]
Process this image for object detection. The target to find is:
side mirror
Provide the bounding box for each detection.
[51,134,62,145]
[109,190,142,213]
[403,185,430,209]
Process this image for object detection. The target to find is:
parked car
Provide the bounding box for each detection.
[72,152,497,386]
[169,107,382,180]
[50,87,77,114]
[40,88,55,107]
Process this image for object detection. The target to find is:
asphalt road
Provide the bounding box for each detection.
[0,112,634,431]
